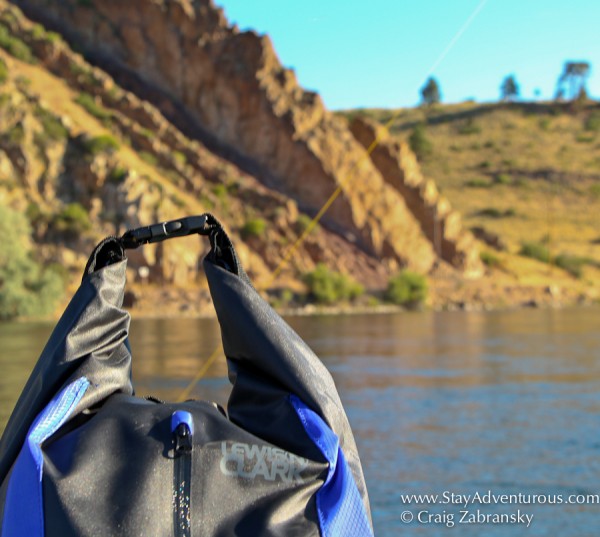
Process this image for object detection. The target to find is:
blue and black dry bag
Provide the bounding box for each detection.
[0,214,373,537]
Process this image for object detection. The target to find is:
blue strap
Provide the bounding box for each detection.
[290,395,373,537]
[2,377,90,537]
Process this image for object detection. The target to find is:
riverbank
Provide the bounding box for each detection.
[123,277,599,320]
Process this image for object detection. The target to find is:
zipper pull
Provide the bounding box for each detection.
[171,411,194,455]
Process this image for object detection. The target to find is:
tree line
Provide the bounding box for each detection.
[420,61,592,105]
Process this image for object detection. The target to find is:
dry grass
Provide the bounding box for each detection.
[339,101,600,283]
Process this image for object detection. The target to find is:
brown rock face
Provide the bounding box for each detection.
[11,0,436,272]
[349,117,483,277]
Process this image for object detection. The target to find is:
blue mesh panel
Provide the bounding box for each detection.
[2,377,89,537]
[290,395,373,537]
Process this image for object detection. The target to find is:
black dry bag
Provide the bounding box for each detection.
[0,214,373,537]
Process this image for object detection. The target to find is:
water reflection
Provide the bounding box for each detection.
[0,307,599,536]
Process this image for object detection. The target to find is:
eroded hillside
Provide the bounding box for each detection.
[2,0,595,316]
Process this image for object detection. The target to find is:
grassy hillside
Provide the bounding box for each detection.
[339,101,600,292]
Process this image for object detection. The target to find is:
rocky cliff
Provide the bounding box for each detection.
[0,1,394,295]
[0,0,486,317]
[349,117,482,277]
[8,0,446,272]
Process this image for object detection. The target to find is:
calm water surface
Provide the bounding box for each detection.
[1,307,599,536]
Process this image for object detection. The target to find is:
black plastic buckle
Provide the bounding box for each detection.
[120,215,209,249]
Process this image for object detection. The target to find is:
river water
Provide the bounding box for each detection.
[1,307,599,536]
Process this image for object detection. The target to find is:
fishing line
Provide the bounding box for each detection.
[177,0,491,401]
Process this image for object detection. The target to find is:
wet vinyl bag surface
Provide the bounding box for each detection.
[0,215,373,537]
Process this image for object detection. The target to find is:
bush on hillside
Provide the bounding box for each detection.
[35,106,68,142]
[519,242,551,264]
[385,271,427,307]
[82,134,120,155]
[589,184,600,199]
[303,264,364,305]
[494,173,512,185]
[0,57,8,85]
[480,250,502,269]
[585,111,600,132]
[75,92,112,122]
[0,23,34,63]
[0,206,64,319]
[554,254,586,278]
[107,166,128,184]
[457,118,481,135]
[139,151,158,166]
[409,123,433,160]
[240,218,266,239]
[296,213,320,234]
[476,207,516,218]
[464,178,492,188]
[51,203,92,235]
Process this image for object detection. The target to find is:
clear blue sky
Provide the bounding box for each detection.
[215,0,600,110]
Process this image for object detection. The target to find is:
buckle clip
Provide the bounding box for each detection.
[120,215,209,249]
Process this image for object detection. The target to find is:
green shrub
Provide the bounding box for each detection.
[173,151,186,166]
[82,134,119,155]
[296,213,319,234]
[589,184,600,199]
[240,218,266,239]
[519,242,551,264]
[25,201,44,225]
[0,57,8,85]
[464,178,491,188]
[30,23,45,40]
[45,31,61,43]
[139,151,158,166]
[212,184,228,201]
[139,128,154,140]
[303,264,363,305]
[476,207,515,218]
[385,271,427,307]
[107,166,128,184]
[408,123,432,160]
[0,23,34,63]
[35,106,68,141]
[457,118,481,135]
[480,250,502,268]
[585,111,600,132]
[554,254,586,278]
[269,288,295,309]
[0,205,64,319]
[171,195,185,209]
[6,123,25,145]
[494,173,512,185]
[539,117,551,131]
[69,63,93,82]
[75,92,112,122]
[52,203,91,234]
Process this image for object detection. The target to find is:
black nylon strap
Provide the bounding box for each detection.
[83,214,250,283]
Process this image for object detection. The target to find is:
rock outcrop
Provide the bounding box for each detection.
[0,2,394,291]
[9,0,437,273]
[349,117,483,277]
